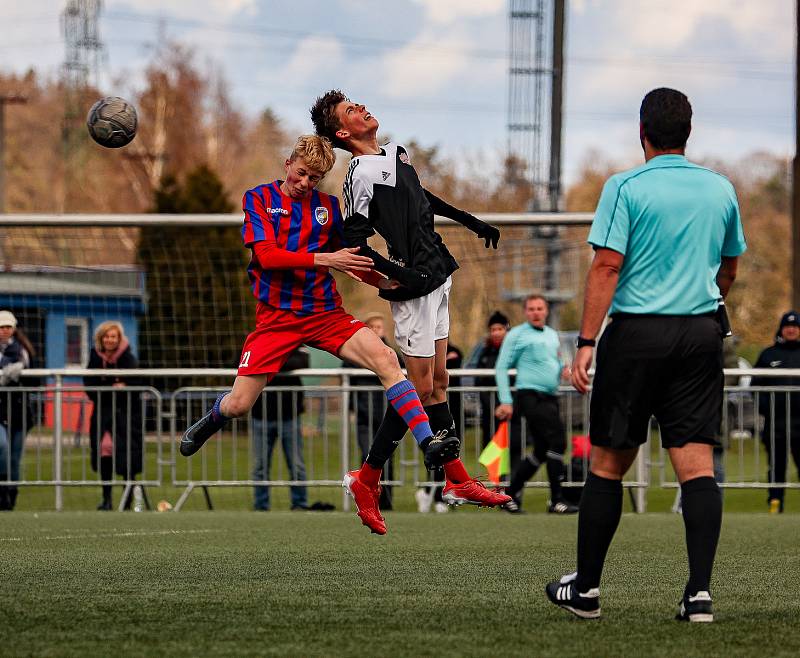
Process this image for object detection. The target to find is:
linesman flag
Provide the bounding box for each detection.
[479,421,510,484]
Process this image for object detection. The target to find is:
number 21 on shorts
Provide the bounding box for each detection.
[239,351,251,368]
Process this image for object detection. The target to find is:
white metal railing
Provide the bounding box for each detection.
[0,213,595,227]
[4,368,798,512]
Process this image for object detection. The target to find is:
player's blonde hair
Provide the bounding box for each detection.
[289,135,336,174]
[94,320,127,353]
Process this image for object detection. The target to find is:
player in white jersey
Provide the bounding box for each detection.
[311,90,510,514]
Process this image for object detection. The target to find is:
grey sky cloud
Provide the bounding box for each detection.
[1,0,793,184]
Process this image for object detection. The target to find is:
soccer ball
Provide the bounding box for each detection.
[86,96,137,148]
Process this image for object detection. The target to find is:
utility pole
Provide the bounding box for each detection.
[548,0,565,212]
[0,95,28,214]
[794,0,800,308]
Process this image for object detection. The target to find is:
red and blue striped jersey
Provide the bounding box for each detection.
[241,181,344,315]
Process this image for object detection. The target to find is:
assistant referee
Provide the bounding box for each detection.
[545,88,746,622]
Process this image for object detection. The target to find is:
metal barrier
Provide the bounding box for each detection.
[4,368,798,511]
[0,381,163,511]
[658,383,800,490]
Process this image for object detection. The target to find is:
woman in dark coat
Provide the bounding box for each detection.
[0,310,35,511]
[83,321,143,510]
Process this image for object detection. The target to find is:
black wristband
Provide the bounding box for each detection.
[576,336,596,348]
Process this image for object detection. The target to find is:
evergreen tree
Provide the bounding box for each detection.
[138,165,251,380]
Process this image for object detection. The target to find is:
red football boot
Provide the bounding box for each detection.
[442,479,513,507]
[343,470,386,535]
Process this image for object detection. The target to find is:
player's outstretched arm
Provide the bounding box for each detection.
[343,211,429,292]
[314,247,375,281]
[423,189,500,249]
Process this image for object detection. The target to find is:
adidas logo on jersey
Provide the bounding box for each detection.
[382,171,390,181]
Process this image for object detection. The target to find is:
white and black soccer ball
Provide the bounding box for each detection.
[86,96,138,148]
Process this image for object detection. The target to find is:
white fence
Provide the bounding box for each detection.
[1,368,797,512]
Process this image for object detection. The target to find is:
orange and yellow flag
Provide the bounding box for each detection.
[478,421,510,484]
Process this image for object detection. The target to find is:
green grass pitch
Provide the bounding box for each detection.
[1,511,798,657]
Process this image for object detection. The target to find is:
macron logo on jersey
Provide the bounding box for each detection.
[265,207,289,216]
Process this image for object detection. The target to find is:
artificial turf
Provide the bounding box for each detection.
[1,511,798,657]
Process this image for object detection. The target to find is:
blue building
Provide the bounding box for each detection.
[0,268,146,368]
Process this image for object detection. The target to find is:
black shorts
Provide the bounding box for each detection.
[590,314,724,450]
[509,390,566,455]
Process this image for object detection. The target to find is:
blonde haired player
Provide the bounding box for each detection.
[180,135,453,535]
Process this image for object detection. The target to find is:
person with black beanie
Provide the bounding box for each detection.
[752,310,800,513]
[465,311,510,448]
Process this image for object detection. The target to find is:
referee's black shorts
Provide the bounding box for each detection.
[589,313,724,450]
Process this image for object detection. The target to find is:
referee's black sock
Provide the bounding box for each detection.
[575,472,623,593]
[365,405,406,469]
[681,476,722,596]
[545,452,565,502]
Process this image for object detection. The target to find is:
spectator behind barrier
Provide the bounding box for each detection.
[251,347,310,511]
[83,321,143,511]
[752,310,800,514]
[465,310,510,448]
[0,310,35,511]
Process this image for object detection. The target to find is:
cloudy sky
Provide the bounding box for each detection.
[2,0,794,183]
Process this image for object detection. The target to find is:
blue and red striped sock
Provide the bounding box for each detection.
[385,380,432,445]
[211,391,231,423]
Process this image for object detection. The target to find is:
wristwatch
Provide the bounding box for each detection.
[576,336,596,349]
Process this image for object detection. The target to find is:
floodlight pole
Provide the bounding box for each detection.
[793,0,800,308]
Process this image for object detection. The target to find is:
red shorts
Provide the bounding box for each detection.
[237,303,367,377]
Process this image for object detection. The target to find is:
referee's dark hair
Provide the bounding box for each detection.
[640,88,692,150]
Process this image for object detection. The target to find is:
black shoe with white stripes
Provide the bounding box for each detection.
[676,590,714,623]
[545,572,601,619]
[548,499,579,514]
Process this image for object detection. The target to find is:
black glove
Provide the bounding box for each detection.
[475,222,500,249]
[393,267,430,294]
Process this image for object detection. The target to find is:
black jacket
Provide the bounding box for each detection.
[251,349,308,421]
[342,142,460,302]
[471,340,503,388]
[0,338,33,432]
[753,340,800,430]
[83,346,143,476]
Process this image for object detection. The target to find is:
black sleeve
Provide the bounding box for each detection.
[424,189,485,234]
[117,349,140,386]
[343,212,427,292]
[83,350,103,388]
[342,209,375,246]
[283,349,309,371]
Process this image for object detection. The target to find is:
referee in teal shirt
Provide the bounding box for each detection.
[545,88,746,623]
[495,294,576,514]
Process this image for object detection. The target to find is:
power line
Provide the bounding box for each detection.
[100,10,793,78]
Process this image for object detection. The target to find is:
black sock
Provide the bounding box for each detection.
[425,402,454,436]
[100,456,113,501]
[365,406,407,469]
[546,454,565,502]
[681,476,722,596]
[425,402,454,499]
[430,466,445,502]
[575,472,623,593]
[509,456,539,500]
